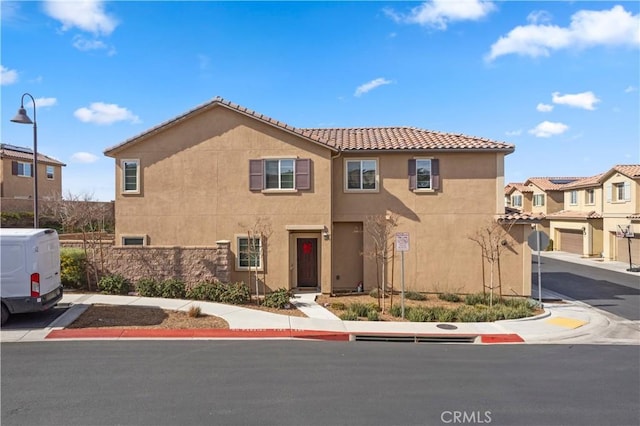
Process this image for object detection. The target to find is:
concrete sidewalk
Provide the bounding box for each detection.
[538,251,639,275]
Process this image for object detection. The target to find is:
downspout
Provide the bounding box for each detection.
[329,147,342,294]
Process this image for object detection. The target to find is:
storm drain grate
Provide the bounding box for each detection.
[353,334,477,344]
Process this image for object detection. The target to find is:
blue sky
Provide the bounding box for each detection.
[2,1,639,201]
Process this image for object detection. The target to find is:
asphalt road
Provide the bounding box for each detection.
[536,257,640,320]
[2,341,639,426]
[1,304,69,330]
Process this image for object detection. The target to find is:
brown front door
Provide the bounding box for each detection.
[297,238,318,287]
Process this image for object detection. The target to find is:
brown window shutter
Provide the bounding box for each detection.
[12,161,18,175]
[295,159,311,190]
[408,159,416,190]
[431,159,440,190]
[31,162,34,177]
[249,159,263,191]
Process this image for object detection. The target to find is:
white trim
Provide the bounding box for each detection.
[121,159,140,194]
[121,235,147,246]
[235,234,264,272]
[344,158,379,192]
[285,225,326,231]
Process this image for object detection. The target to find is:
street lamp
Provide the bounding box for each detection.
[11,93,38,228]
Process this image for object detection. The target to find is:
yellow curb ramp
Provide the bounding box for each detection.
[545,317,587,329]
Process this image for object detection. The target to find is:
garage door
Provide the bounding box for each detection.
[558,229,583,254]
[616,235,640,266]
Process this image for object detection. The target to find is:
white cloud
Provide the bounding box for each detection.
[385,0,495,30]
[527,10,553,25]
[486,5,639,61]
[1,65,18,85]
[552,91,600,110]
[625,86,638,93]
[43,0,118,36]
[71,152,99,164]
[26,97,57,108]
[528,121,569,138]
[506,129,522,136]
[72,35,115,55]
[536,103,554,112]
[74,102,140,125]
[354,78,392,97]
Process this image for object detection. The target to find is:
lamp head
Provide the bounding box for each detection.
[11,107,33,125]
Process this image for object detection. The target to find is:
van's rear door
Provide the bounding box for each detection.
[36,230,62,296]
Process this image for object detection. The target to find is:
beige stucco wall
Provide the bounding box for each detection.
[563,187,603,213]
[549,219,603,257]
[110,106,333,292]
[0,158,63,201]
[602,174,638,216]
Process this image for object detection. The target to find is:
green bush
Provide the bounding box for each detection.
[263,288,292,309]
[219,282,251,304]
[432,306,457,322]
[136,278,161,297]
[465,293,502,306]
[389,304,403,317]
[455,306,486,322]
[438,293,460,303]
[349,302,372,317]
[405,291,426,301]
[369,288,379,298]
[186,281,221,301]
[160,278,186,299]
[339,311,359,321]
[406,307,431,322]
[500,297,531,310]
[331,302,347,310]
[367,310,380,321]
[98,274,131,295]
[60,248,87,289]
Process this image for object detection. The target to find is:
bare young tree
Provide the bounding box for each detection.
[239,217,273,304]
[468,219,516,307]
[364,212,400,313]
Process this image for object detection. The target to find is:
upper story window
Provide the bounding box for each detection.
[12,161,32,177]
[511,195,522,207]
[345,159,378,191]
[585,189,595,205]
[408,159,441,191]
[613,182,631,203]
[533,194,545,207]
[249,158,310,191]
[569,190,578,205]
[237,236,263,271]
[122,159,140,193]
[46,165,55,180]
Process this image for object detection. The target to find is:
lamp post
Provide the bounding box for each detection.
[11,93,38,228]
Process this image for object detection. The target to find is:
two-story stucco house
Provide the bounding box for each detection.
[547,165,640,263]
[504,183,532,212]
[0,143,65,213]
[104,98,534,296]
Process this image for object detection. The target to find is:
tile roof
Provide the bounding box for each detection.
[560,173,605,190]
[611,164,640,179]
[497,207,544,223]
[0,144,66,166]
[559,165,640,190]
[524,177,582,191]
[505,183,533,194]
[105,97,515,155]
[545,210,603,219]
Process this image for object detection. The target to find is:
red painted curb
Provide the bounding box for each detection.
[480,334,525,344]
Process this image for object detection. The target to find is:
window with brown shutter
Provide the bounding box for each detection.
[408,158,439,191]
[249,158,311,191]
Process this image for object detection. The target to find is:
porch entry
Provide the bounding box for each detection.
[289,231,321,289]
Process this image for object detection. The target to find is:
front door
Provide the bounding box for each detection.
[297,238,318,287]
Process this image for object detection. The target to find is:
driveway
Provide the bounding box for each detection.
[1,304,69,330]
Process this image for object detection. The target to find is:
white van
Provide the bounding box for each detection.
[1,228,63,325]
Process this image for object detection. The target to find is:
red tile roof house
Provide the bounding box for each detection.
[103,97,535,296]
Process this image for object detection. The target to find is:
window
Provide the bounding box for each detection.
[12,161,32,177]
[237,236,262,270]
[533,194,545,207]
[249,158,310,191]
[409,159,440,191]
[345,159,378,191]
[585,189,595,205]
[612,182,631,202]
[122,159,140,193]
[511,195,522,207]
[122,236,146,246]
[46,166,54,180]
[570,190,578,205]
[265,159,294,189]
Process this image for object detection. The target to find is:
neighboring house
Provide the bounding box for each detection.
[0,143,65,213]
[523,177,581,216]
[547,165,640,264]
[104,97,534,296]
[504,183,532,212]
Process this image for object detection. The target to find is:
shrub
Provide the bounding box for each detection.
[264,288,292,309]
[188,305,201,318]
[438,293,460,303]
[389,304,403,317]
[369,288,379,298]
[465,293,502,306]
[501,297,531,310]
[367,310,380,321]
[136,278,161,297]
[339,311,359,321]
[455,306,486,322]
[405,291,426,301]
[331,302,347,310]
[349,302,371,317]
[219,282,251,304]
[186,281,221,301]
[160,279,186,299]
[406,307,431,322]
[60,248,87,289]
[432,306,457,322]
[98,274,130,295]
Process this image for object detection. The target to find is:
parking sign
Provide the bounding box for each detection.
[395,232,410,252]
